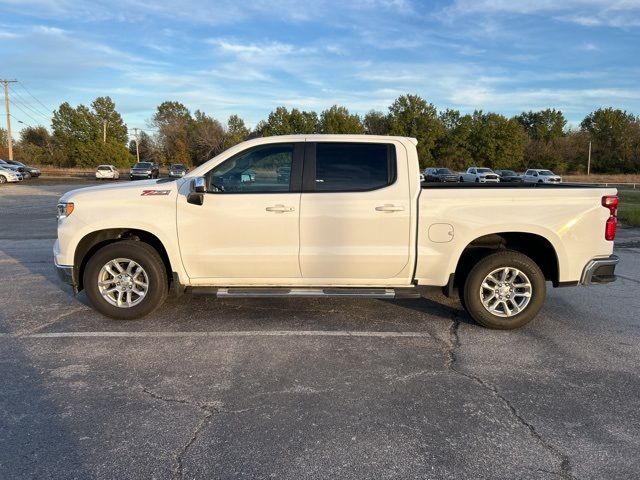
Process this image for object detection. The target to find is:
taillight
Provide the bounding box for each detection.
[602,195,619,241]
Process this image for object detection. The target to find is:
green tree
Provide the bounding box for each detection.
[517,109,566,143]
[319,105,363,134]
[92,96,128,144]
[580,107,640,172]
[290,109,319,134]
[468,111,527,169]
[388,94,444,167]
[435,109,473,170]
[363,110,389,135]
[224,114,250,149]
[152,101,193,165]
[51,99,133,167]
[260,106,294,136]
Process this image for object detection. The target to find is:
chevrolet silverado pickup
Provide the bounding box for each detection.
[54,135,619,329]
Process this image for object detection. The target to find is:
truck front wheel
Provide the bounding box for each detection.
[84,240,168,320]
[461,250,546,329]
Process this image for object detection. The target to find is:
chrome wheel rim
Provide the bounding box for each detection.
[98,258,149,308]
[479,267,532,318]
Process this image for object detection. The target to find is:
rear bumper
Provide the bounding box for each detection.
[580,255,619,285]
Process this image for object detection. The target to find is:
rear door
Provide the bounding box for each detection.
[299,141,412,281]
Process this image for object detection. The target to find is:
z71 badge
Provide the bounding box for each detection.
[140,190,171,196]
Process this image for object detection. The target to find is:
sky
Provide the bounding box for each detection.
[2,0,640,135]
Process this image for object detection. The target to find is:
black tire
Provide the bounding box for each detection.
[459,176,464,182]
[0,175,6,184]
[83,240,168,320]
[461,250,546,329]
[475,178,479,183]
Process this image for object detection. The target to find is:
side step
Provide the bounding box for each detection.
[188,287,422,299]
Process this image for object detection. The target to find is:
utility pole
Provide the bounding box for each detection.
[2,79,17,160]
[103,121,107,143]
[132,127,140,162]
[587,141,591,176]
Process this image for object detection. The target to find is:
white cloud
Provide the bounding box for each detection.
[444,0,640,28]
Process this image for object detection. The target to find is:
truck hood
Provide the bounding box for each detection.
[59,178,183,203]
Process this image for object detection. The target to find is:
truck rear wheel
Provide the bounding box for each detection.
[461,250,545,329]
[84,240,168,320]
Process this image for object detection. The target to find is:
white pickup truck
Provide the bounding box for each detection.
[54,135,619,329]
[459,167,500,183]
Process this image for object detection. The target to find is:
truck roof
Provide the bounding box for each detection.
[246,134,418,145]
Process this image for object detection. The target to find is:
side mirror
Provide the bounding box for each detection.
[187,177,206,206]
[193,176,206,193]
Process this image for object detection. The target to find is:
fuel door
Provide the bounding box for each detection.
[428,223,454,243]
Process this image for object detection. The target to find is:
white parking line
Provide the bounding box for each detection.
[0,330,435,339]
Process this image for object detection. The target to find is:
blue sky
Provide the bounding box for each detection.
[2,0,640,135]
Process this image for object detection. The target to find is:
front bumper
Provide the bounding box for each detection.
[581,255,619,285]
[54,258,78,292]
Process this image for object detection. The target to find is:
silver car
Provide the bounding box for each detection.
[0,166,22,183]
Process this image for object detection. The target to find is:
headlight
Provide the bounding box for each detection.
[57,202,75,219]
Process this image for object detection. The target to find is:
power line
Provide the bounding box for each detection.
[16,81,53,115]
[8,86,50,122]
[10,113,34,128]
[5,97,42,125]
[9,85,51,119]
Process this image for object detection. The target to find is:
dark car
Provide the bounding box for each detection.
[423,167,458,182]
[0,159,31,178]
[169,164,188,178]
[276,165,291,183]
[495,169,523,183]
[130,161,159,180]
[5,159,41,177]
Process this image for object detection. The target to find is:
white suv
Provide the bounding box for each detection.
[523,169,562,184]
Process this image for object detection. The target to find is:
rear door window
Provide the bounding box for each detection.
[312,143,395,192]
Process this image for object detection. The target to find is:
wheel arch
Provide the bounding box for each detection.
[74,228,173,292]
[453,232,560,290]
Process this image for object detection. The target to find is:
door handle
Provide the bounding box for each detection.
[265,204,294,213]
[375,204,405,212]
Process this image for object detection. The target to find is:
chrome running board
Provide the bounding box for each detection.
[188,287,421,299]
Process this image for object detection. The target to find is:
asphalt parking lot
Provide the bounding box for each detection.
[1,180,639,479]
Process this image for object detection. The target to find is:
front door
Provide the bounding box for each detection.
[177,143,303,281]
[299,141,412,281]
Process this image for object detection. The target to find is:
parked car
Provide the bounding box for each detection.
[0,159,30,179]
[0,166,22,183]
[523,169,562,184]
[130,161,159,180]
[4,159,41,177]
[95,165,120,180]
[494,170,523,183]
[55,134,619,330]
[169,164,188,178]
[423,168,458,182]
[459,167,500,183]
[276,165,291,183]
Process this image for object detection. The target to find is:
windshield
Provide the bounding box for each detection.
[133,162,152,168]
[477,168,493,173]
[171,164,186,170]
[539,170,555,176]
[436,168,453,174]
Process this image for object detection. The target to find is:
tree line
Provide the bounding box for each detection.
[3,93,640,173]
